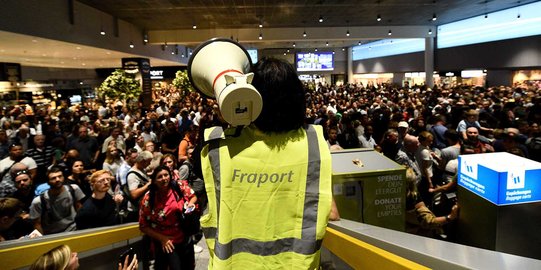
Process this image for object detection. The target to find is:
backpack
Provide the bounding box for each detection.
[122,170,148,208]
[40,184,77,221]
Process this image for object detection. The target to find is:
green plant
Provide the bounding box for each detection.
[172,70,194,95]
[97,69,141,101]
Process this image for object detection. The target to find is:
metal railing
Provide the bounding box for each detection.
[1,219,540,269]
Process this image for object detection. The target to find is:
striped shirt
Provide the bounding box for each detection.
[25,146,55,167]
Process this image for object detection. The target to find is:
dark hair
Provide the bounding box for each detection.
[251,57,306,132]
[444,129,460,142]
[148,165,182,210]
[46,166,63,178]
[9,142,23,150]
[0,197,24,218]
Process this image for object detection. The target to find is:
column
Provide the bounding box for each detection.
[424,37,434,88]
[347,47,354,84]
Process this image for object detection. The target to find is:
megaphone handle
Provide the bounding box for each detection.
[234,126,244,137]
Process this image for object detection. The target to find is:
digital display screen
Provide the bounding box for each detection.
[296,52,334,71]
[247,49,258,64]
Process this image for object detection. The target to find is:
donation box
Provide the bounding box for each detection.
[457,152,541,259]
[332,149,406,231]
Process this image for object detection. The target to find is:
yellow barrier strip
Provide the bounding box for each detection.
[0,224,142,269]
[322,227,431,270]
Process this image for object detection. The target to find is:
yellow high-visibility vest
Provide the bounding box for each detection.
[200,124,332,270]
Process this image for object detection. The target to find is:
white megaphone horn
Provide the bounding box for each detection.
[188,38,262,126]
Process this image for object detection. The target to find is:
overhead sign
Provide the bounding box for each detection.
[458,152,541,205]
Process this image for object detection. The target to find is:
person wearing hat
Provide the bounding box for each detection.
[397,121,410,146]
[456,109,494,142]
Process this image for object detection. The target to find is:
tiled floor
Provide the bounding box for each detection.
[194,237,210,270]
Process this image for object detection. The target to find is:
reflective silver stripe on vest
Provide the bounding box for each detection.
[206,125,321,260]
[208,139,221,225]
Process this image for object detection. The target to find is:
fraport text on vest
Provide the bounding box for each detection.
[232,169,294,187]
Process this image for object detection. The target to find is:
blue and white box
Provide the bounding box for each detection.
[458,152,541,205]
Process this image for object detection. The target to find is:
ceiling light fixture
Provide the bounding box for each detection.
[192,24,197,29]
[326,41,329,46]
[303,31,307,37]
[143,32,149,44]
[484,13,488,19]
[432,13,437,21]
[315,48,318,52]
[358,41,361,46]
[259,32,263,40]
[428,29,432,35]
[293,42,296,47]
[332,50,335,54]
[346,30,350,37]
[129,41,134,48]
[100,27,106,36]
[319,15,323,23]
[517,13,521,19]
[388,30,392,36]
[377,14,382,22]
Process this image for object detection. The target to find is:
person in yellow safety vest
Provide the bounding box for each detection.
[200,57,332,270]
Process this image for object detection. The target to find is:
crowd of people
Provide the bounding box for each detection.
[0,74,540,267]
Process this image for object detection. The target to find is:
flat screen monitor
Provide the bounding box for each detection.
[296,52,334,71]
[247,49,258,63]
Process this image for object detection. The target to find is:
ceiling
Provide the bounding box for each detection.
[0,30,181,70]
[1,0,539,69]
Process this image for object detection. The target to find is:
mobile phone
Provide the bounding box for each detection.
[119,247,135,264]
[185,204,195,214]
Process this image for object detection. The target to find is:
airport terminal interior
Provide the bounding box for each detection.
[1,1,541,269]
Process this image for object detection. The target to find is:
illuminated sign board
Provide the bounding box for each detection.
[150,70,164,79]
[296,52,334,71]
[458,152,541,205]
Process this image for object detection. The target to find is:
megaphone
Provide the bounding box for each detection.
[188,38,262,126]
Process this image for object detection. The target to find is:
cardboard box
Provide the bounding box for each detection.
[458,152,541,205]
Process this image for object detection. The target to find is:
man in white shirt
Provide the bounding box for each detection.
[0,142,37,181]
